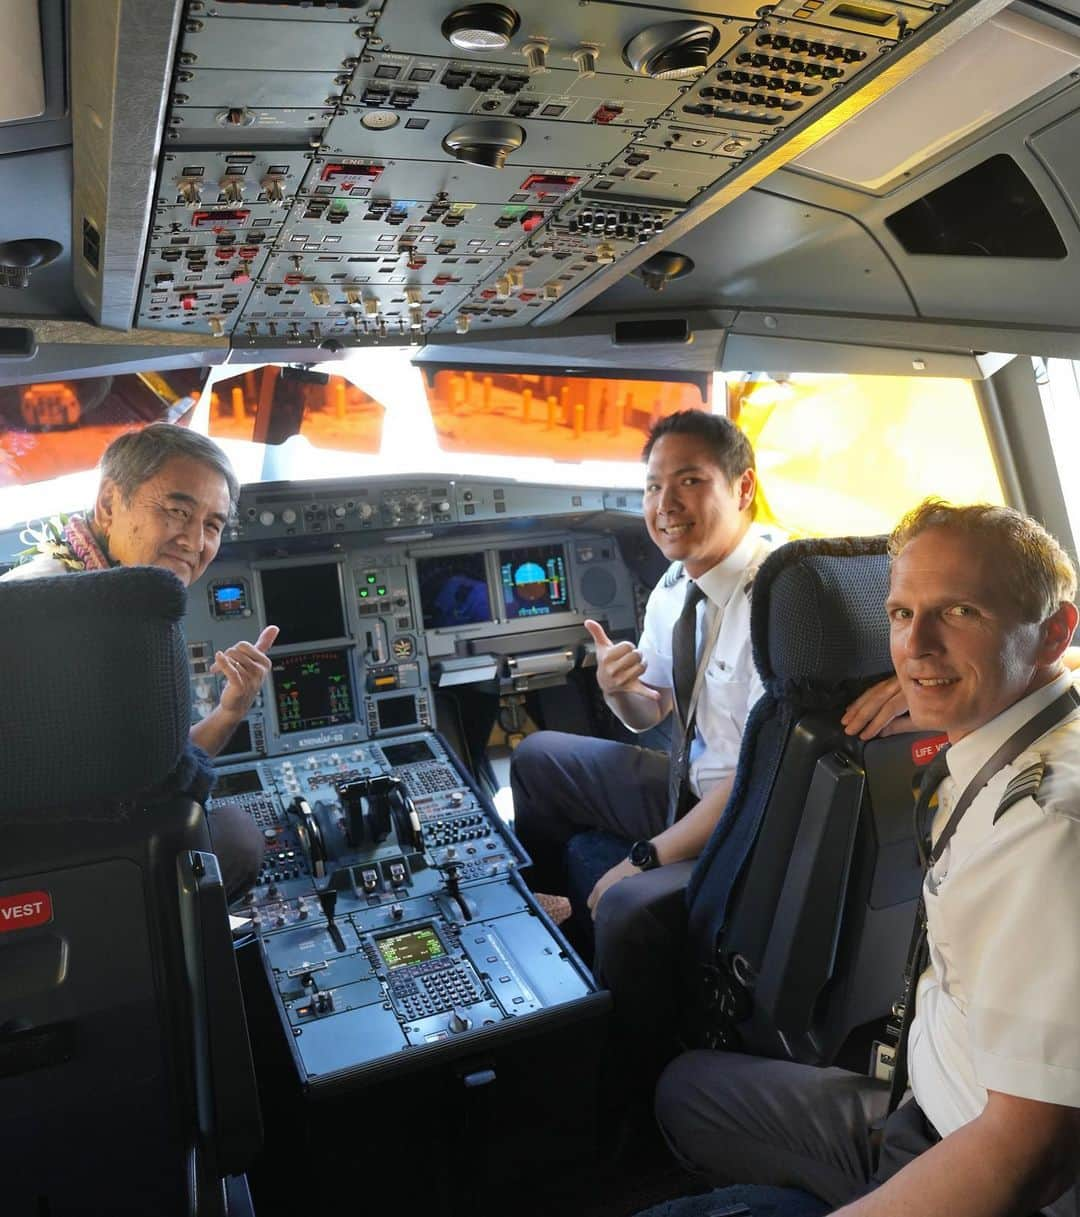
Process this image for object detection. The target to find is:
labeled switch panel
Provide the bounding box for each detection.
[136,0,966,342]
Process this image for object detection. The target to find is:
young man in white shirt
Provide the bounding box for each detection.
[511,410,774,1061]
[656,499,1080,1217]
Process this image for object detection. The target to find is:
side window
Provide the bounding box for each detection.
[723,372,1004,536]
[1034,358,1080,548]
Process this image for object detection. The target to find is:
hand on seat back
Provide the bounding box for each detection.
[842,676,913,741]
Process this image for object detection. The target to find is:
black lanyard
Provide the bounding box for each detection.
[888,683,1080,1113]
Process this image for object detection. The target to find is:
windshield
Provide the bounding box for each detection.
[0,357,1004,540]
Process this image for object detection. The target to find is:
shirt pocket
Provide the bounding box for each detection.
[706,655,746,683]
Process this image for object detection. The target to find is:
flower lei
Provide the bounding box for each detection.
[18,513,113,572]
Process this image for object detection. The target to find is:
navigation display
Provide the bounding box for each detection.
[260,562,346,644]
[272,648,355,735]
[416,552,492,629]
[377,926,446,969]
[499,543,570,620]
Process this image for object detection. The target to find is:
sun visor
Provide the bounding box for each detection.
[419,365,709,461]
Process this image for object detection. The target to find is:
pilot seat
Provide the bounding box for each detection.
[567,536,939,1070]
[0,567,262,1216]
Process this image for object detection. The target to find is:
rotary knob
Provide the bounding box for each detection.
[281,508,298,526]
[259,510,275,526]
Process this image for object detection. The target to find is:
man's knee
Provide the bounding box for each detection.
[509,730,562,793]
[655,1050,753,1174]
[655,1051,707,1153]
[592,868,647,946]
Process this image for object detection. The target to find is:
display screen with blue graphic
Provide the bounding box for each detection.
[499,544,570,620]
[416,552,493,629]
[209,579,250,620]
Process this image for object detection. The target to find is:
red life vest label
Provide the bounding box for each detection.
[912,734,949,766]
[0,890,52,932]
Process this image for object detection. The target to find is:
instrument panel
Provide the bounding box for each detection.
[201,473,639,1088]
[215,729,601,1088]
[135,0,967,343]
[188,474,640,760]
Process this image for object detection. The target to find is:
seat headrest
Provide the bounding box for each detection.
[752,536,892,686]
[0,566,191,815]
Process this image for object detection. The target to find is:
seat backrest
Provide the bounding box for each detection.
[0,567,260,1216]
[685,538,945,1066]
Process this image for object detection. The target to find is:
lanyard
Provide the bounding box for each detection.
[925,684,1080,868]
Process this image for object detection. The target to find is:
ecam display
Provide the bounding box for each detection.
[271,648,355,735]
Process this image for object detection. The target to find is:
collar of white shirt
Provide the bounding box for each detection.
[942,669,1074,794]
[692,526,762,610]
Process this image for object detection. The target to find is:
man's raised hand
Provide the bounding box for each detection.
[584,619,661,703]
[212,624,280,719]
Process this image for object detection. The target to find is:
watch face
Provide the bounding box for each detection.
[630,840,656,870]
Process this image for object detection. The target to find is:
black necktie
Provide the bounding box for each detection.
[887,745,950,1110]
[913,746,952,870]
[667,581,706,824]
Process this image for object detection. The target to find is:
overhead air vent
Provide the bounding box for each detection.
[885,155,1065,259]
[632,251,695,292]
[442,120,525,168]
[441,5,520,51]
[623,21,720,81]
[0,238,62,289]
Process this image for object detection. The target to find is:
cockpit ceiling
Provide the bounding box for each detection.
[62,0,998,351]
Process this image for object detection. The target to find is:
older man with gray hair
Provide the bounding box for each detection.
[5,423,277,898]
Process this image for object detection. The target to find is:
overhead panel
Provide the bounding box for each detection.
[134,0,990,344]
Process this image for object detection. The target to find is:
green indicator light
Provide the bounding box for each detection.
[366,573,377,584]
[359,589,369,598]
[377,586,387,596]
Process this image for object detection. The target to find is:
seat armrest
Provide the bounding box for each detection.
[178,850,263,1177]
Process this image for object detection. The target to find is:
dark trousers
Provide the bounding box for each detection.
[510,731,693,1082]
[655,1050,1065,1215]
[655,1051,923,1208]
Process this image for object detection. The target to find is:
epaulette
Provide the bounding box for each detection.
[993,758,1046,824]
[662,562,685,589]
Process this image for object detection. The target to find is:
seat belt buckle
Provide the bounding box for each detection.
[870,1039,896,1083]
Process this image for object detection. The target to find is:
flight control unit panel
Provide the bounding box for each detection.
[198,473,642,1089]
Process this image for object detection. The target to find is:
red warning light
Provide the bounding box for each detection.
[521,210,545,233]
[320,162,384,186]
[191,209,250,231]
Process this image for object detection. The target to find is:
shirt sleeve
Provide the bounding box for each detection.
[953,803,1080,1107]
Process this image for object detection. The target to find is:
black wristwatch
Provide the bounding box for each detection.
[629,839,660,872]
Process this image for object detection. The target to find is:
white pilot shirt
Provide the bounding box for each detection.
[637,527,775,799]
[909,671,1080,1216]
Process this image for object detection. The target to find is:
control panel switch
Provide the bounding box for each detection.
[448,1009,472,1034]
